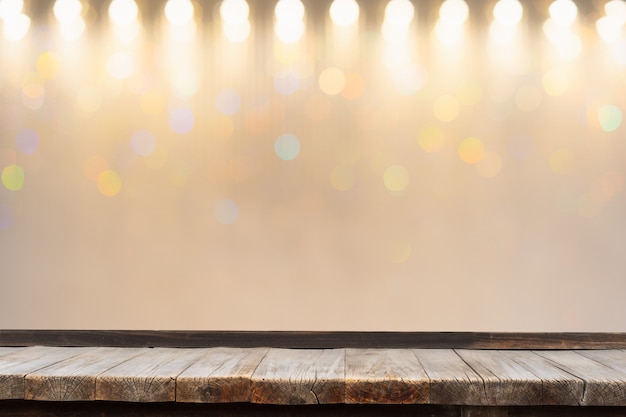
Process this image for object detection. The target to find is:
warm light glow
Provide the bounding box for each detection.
[59,16,86,40]
[109,0,138,26]
[165,0,194,25]
[384,0,414,25]
[439,0,469,25]
[606,0,626,23]
[2,12,29,40]
[492,0,523,26]
[329,0,360,27]
[53,0,82,23]
[548,0,578,27]
[220,0,249,24]
[596,16,624,43]
[0,0,23,21]
[275,0,304,22]
[274,0,305,43]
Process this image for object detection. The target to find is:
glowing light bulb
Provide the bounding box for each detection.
[329,0,360,27]
[53,0,82,23]
[109,0,138,25]
[596,15,624,43]
[605,0,626,24]
[384,0,414,25]
[275,20,304,43]
[165,0,194,25]
[439,0,469,25]
[493,0,523,25]
[220,0,249,24]
[2,12,29,40]
[548,0,577,27]
[275,0,304,22]
[0,0,23,21]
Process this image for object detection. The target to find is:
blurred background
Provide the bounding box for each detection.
[0,0,625,330]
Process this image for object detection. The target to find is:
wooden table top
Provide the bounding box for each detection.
[1,346,625,406]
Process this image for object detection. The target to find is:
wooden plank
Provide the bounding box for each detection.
[176,347,268,403]
[345,349,429,404]
[0,347,22,357]
[576,350,626,374]
[250,348,344,405]
[455,350,542,405]
[535,350,626,406]
[0,346,92,400]
[25,347,144,401]
[3,330,626,349]
[412,349,487,405]
[96,348,205,402]
[500,351,584,405]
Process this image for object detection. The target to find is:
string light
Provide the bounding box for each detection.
[329,0,360,27]
[220,0,251,42]
[164,0,194,26]
[274,0,305,43]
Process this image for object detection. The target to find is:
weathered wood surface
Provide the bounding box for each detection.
[250,348,345,404]
[576,350,626,374]
[498,350,584,405]
[96,348,205,402]
[413,349,487,405]
[177,347,268,403]
[535,351,626,406]
[0,348,21,357]
[346,348,429,404]
[25,347,144,401]
[3,330,626,349]
[0,346,91,400]
[455,350,543,406]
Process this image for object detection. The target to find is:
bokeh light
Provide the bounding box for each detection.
[37,52,60,79]
[0,0,23,21]
[458,137,485,164]
[542,69,569,96]
[15,129,39,154]
[274,133,300,160]
[2,164,24,191]
[165,0,194,25]
[109,0,138,25]
[131,130,157,156]
[318,67,345,96]
[493,0,523,26]
[214,198,239,225]
[221,0,251,42]
[2,10,30,40]
[329,0,360,27]
[53,0,82,23]
[418,127,445,153]
[548,0,577,27]
[168,106,195,134]
[274,0,305,43]
[598,105,623,132]
[383,165,409,192]
[97,170,122,196]
[215,89,241,116]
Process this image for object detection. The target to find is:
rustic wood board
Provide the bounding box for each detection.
[177,347,268,403]
[413,349,487,405]
[576,350,626,374]
[25,347,144,401]
[0,346,91,400]
[250,348,345,405]
[455,349,542,405]
[536,350,626,406]
[0,348,22,357]
[496,351,584,405]
[96,348,205,402]
[345,349,429,404]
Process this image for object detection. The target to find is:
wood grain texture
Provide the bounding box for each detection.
[455,350,542,406]
[576,350,626,374]
[500,350,583,405]
[413,349,487,405]
[346,349,429,404]
[535,350,626,406]
[176,347,268,403]
[0,346,91,400]
[0,348,21,357]
[3,330,626,349]
[96,348,205,402]
[250,348,345,405]
[25,347,144,401]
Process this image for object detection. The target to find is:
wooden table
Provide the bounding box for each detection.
[0,331,625,416]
